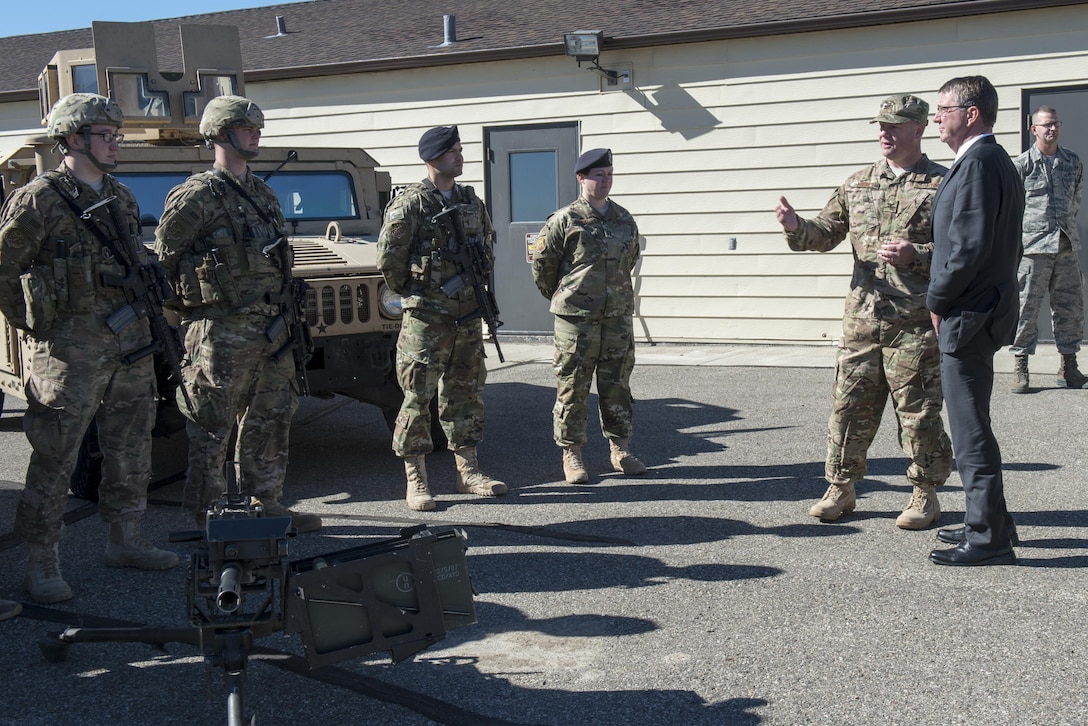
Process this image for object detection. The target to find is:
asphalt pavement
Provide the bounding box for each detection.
[0,341,1086,725]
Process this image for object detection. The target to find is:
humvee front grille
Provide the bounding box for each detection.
[303,282,371,331]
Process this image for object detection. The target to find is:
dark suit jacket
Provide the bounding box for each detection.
[927,135,1024,353]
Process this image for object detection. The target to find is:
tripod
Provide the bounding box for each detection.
[38,467,478,726]
[40,468,293,726]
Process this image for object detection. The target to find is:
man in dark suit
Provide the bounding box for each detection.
[927,76,1024,566]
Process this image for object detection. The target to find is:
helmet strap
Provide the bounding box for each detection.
[75,128,117,173]
[226,128,259,160]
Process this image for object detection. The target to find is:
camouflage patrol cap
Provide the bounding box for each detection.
[199,95,265,138]
[871,95,930,124]
[46,93,124,139]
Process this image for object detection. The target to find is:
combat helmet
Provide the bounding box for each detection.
[199,95,264,160]
[46,93,125,172]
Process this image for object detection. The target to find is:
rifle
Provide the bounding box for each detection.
[100,255,199,421]
[263,238,314,398]
[431,205,505,362]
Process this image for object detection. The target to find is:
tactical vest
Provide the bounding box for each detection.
[20,170,146,332]
[172,170,286,313]
[402,181,485,291]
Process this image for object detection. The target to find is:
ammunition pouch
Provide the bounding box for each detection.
[20,266,57,332]
[265,314,288,346]
[410,248,438,287]
[177,246,242,309]
[36,240,124,321]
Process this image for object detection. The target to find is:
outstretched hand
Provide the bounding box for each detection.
[775,196,798,232]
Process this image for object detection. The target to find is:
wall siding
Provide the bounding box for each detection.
[3,7,1087,344]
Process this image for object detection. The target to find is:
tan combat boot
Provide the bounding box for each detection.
[895,484,941,530]
[454,447,508,497]
[253,497,323,533]
[808,482,856,521]
[404,455,436,511]
[1057,353,1087,389]
[25,543,73,604]
[105,520,180,570]
[1011,355,1029,393]
[0,599,21,622]
[609,439,647,475]
[562,446,590,484]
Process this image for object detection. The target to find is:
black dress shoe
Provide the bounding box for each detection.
[936,525,1019,547]
[929,541,1017,566]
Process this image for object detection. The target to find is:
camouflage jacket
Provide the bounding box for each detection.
[1014,144,1083,254]
[532,197,640,319]
[155,166,288,318]
[0,164,147,334]
[785,156,946,322]
[376,180,495,318]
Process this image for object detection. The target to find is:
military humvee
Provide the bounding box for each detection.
[0,22,409,495]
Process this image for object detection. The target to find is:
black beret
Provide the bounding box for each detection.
[575,148,612,174]
[418,125,460,161]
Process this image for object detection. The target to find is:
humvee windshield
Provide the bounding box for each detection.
[114,171,360,223]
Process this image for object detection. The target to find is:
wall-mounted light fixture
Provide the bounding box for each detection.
[563,30,630,87]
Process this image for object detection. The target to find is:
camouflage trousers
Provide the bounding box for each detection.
[552,314,635,447]
[826,317,952,488]
[392,308,487,457]
[178,314,299,512]
[15,312,156,546]
[1010,237,1084,355]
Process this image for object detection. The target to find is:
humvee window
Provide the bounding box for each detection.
[110,73,170,119]
[113,173,188,222]
[185,74,238,121]
[269,171,359,221]
[115,171,360,223]
[72,64,98,94]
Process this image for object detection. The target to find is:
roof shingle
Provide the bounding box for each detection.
[0,0,1077,100]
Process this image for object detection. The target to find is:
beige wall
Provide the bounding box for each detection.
[5,7,1088,344]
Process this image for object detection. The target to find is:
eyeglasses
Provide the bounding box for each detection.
[87,131,124,143]
[935,105,970,114]
[1034,121,1062,129]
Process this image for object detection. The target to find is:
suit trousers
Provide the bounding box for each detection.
[939,337,1015,549]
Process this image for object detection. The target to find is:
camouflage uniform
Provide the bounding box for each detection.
[377,181,494,456]
[1011,144,1084,355]
[532,196,640,447]
[786,156,953,492]
[0,165,156,546]
[154,167,298,511]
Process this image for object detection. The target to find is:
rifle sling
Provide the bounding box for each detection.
[212,169,277,226]
[43,177,135,274]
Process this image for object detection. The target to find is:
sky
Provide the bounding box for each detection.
[2,1,292,38]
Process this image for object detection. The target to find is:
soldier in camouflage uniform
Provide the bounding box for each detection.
[154,95,321,532]
[377,125,508,511]
[0,93,178,604]
[1010,106,1086,391]
[532,148,646,484]
[775,95,953,529]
